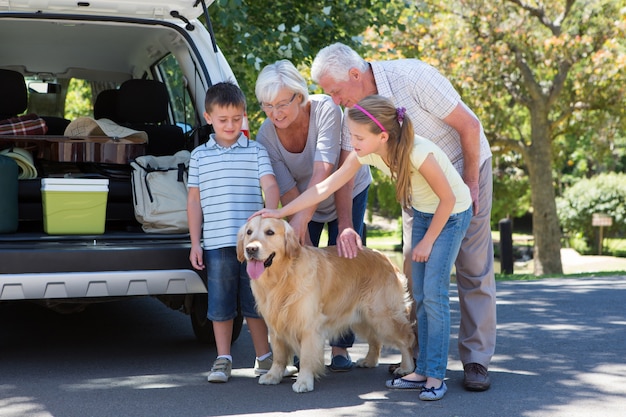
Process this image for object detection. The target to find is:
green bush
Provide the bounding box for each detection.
[557,172,626,254]
[366,167,402,221]
[491,162,531,229]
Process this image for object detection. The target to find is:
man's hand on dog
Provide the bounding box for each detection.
[337,227,362,259]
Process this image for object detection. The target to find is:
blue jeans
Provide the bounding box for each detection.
[204,246,260,322]
[412,207,472,379]
[308,187,369,349]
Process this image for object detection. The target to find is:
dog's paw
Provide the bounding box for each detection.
[292,377,314,393]
[355,357,378,368]
[258,372,282,385]
[392,367,413,377]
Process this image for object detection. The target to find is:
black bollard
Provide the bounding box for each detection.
[499,218,514,274]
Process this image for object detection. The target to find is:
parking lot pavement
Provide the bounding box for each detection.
[1,275,625,417]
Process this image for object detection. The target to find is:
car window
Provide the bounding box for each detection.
[156,55,198,133]
[25,76,122,121]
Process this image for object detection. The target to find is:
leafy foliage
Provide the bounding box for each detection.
[492,154,531,227]
[366,167,402,221]
[64,79,92,120]
[208,0,405,132]
[365,0,626,274]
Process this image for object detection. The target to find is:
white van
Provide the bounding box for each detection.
[0,1,244,343]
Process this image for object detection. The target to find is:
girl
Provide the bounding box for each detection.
[253,94,472,401]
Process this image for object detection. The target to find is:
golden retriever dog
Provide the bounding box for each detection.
[236,216,416,393]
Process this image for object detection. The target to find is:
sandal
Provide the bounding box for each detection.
[419,382,448,401]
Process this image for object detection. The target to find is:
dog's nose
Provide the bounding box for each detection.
[246,245,258,255]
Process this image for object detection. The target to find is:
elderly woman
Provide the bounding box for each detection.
[254,59,371,371]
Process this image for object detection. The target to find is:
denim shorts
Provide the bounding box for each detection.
[203,246,260,322]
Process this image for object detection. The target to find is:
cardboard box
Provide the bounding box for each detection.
[41,178,109,234]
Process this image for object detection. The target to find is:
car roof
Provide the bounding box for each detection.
[0,16,186,82]
[2,0,212,20]
[0,2,220,83]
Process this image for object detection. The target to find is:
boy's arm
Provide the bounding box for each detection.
[260,174,280,210]
[187,186,204,270]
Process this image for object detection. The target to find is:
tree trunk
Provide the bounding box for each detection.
[526,110,563,275]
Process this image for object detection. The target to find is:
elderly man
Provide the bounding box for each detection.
[311,42,495,392]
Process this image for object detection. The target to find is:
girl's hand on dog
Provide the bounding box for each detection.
[250,208,281,220]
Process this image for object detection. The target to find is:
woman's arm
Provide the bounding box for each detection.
[260,174,280,210]
[288,160,335,245]
[253,151,363,219]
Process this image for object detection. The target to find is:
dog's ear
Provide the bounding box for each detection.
[236,222,247,262]
[283,220,301,258]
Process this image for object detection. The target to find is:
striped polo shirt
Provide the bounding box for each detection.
[188,133,275,250]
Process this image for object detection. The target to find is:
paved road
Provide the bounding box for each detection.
[1,275,625,417]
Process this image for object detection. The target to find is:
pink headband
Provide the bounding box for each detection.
[353,104,386,132]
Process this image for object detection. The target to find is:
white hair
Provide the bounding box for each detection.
[255,59,309,106]
[311,42,369,84]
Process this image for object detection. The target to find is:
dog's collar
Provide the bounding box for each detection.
[264,252,276,268]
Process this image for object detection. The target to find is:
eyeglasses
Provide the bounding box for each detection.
[260,93,297,113]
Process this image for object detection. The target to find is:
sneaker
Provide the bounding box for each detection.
[386,377,427,390]
[419,382,448,401]
[328,354,354,372]
[463,363,491,391]
[207,357,232,383]
[254,353,298,377]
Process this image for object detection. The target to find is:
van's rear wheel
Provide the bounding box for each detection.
[190,294,243,344]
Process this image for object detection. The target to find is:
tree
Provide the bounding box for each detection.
[369,0,626,274]
[207,0,404,132]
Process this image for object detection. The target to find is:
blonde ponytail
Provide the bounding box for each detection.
[347,95,415,208]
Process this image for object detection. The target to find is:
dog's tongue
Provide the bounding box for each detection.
[246,259,265,280]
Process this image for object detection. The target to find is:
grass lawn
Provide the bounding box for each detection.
[320,223,626,282]
[319,225,403,252]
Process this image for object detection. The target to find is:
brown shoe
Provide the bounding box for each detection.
[463,363,491,391]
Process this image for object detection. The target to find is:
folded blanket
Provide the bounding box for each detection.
[0,113,48,136]
[0,147,38,179]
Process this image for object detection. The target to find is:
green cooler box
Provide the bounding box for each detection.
[41,178,109,234]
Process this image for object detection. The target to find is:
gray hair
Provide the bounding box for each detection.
[311,42,369,84]
[255,59,309,106]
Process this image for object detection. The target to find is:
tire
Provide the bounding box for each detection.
[189,294,243,344]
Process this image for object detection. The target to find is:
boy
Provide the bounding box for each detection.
[187,81,295,382]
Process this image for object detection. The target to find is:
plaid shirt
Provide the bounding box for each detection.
[0,114,48,136]
[342,59,491,174]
